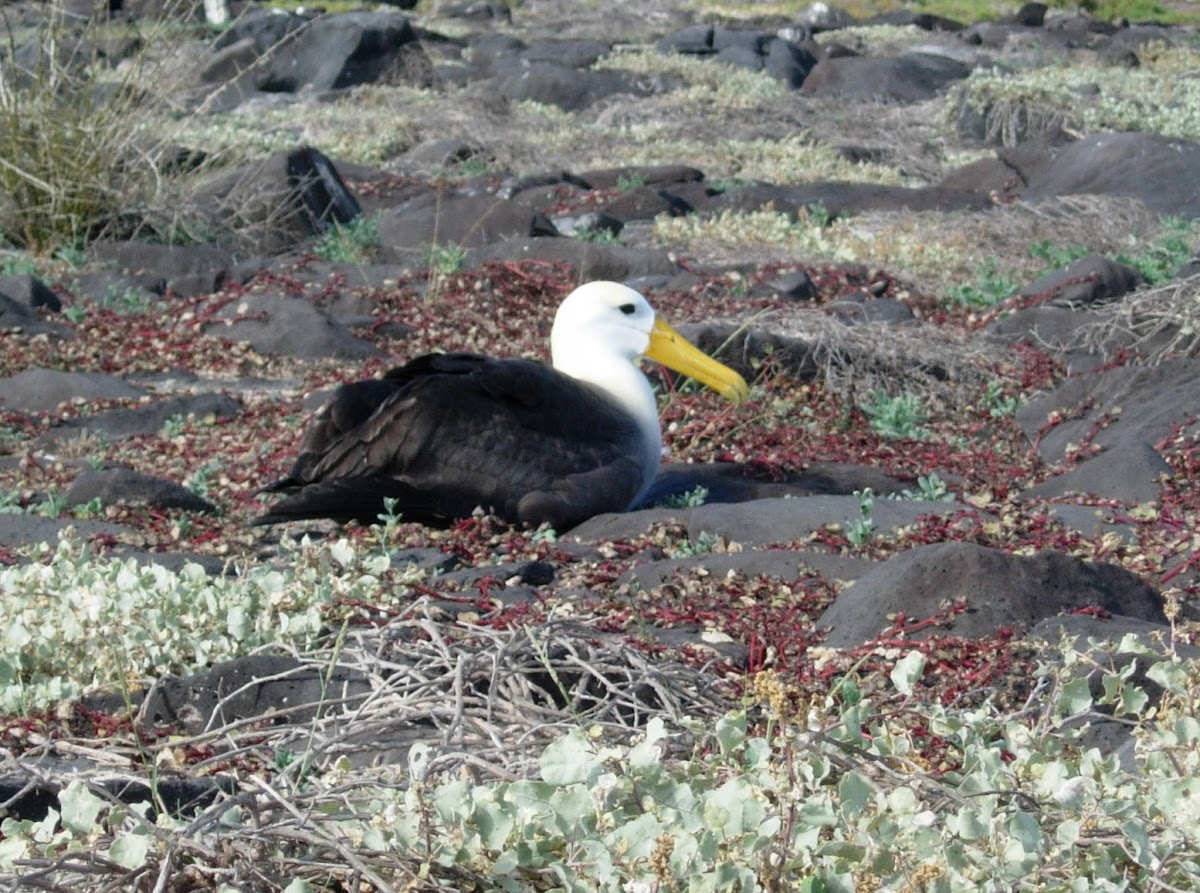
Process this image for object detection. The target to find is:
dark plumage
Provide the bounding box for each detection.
[255,353,646,529]
[254,281,748,530]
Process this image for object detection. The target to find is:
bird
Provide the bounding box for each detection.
[253,281,749,530]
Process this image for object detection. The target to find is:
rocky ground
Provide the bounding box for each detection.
[1,0,1200,885]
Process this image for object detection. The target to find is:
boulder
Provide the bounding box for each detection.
[700,180,991,219]
[1019,254,1144,307]
[0,369,144,415]
[571,495,962,546]
[202,293,379,360]
[1020,440,1173,504]
[37,394,241,446]
[801,51,971,102]
[259,11,432,93]
[0,293,66,338]
[816,542,1165,647]
[493,64,655,111]
[1003,133,1200,218]
[64,466,217,514]
[88,241,250,298]
[0,514,131,550]
[463,237,677,281]
[375,191,554,255]
[0,273,61,312]
[1016,358,1200,464]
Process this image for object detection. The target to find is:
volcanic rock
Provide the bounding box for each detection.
[816,542,1165,648]
[0,369,145,415]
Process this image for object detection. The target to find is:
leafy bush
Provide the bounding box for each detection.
[0,535,389,714]
[1028,239,1090,271]
[314,214,379,263]
[847,487,877,546]
[947,258,1017,309]
[1116,216,1197,285]
[422,241,468,275]
[4,635,1198,892]
[860,389,928,440]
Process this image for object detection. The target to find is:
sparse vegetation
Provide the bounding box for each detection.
[1117,215,1198,284]
[894,472,955,502]
[99,284,155,314]
[575,225,622,244]
[313,214,379,264]
[422,241,468,276]
[184,459,224,500]
[847,487,877,546]
[982,380,1021,418]
[668,529,722,557]
[954,48,1200,145]
[860,389,928,440]
[454,156,491,178]
[0,253,38,276]
[1028,239,1090,271]
[660,484,710,508]
[5,621,1194,891]
[0,6,185,254]
[615,172,647,191]
[947,258,1019,308]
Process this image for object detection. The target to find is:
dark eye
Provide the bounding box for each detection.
[618,303,637,315]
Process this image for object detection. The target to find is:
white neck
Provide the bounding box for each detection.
[552,345,662,502]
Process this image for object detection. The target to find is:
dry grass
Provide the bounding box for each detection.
[0,4,202,253]
[1,608,731,890]
[1068,272,1200,362]
[656,195,1164,297]
[290,611,731,778]
[691,306,1006,410]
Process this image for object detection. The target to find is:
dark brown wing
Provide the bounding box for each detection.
[255,353,648,528]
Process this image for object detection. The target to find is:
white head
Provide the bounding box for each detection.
[550,281,748,402]
[550,281,655,371]
[548,281,749,503]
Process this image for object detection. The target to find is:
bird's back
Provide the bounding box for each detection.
[256,353,649,528]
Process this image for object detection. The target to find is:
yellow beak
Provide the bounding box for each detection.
[644,316,750,403]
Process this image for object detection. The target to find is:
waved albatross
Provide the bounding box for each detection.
[254,281,748,529]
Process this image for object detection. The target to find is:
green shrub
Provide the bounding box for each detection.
[1028,239,1090,271]
[860,389,928,440]
[6,635,1198,892]
[422,241,468,275]
[947,258,1017,309]
[0,535,381,714]
[314,214,379,263]
[847,487,877,546]
[1117,216,1197,285]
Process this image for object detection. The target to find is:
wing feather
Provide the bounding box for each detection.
[256,353,648,527]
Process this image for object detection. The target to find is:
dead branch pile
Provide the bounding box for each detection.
[1,609,731,892]
[1067,271,1200,362]
[688,308,1007,409]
